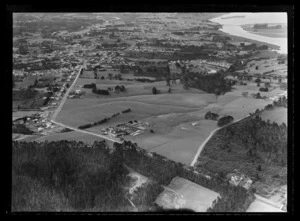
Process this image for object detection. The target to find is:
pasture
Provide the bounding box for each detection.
[34,130,108,144]
[259,107,287,125]
[55,74,284,165]
[155,176,220,212]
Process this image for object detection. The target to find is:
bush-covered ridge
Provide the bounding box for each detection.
[12,140,130,212]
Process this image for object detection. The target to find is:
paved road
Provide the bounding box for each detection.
[50,61,122,144]
[190,114,252,167]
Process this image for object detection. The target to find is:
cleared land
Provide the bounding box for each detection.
[242,58,287,77]
[259,107,287,125]
[246,198,282,212]
[34,130,109,144]
[155,176,220,212]
[54,75,285,165]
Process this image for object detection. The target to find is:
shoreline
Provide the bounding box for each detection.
[209,13,287,54]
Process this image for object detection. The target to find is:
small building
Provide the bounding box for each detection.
[240,178,253,190]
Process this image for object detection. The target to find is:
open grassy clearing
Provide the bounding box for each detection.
[259,107,287,125]
[243,58,287,76]
[33,130,108,143]
[246,198,282,212]
[155,176,220,212]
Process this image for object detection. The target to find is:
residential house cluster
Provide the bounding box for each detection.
[226,169,253,190]
[101,120,149,138]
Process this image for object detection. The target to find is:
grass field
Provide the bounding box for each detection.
[243,58,287,77]
[259,107,287,125]
[55,74,285,165]
[155,176,220,212]
[246,198,282,212]
[34,131,108,144]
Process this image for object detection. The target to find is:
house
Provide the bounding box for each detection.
[240,178,253,190]
[226,173,243,186]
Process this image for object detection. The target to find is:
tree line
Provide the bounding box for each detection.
[78,108,131,130]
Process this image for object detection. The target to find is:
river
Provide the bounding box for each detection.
[210,13,287,54]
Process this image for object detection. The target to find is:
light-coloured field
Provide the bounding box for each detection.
[259,107,287,125]
[155,176,220,212]
[243,58,287,77]
[246,197,283,212]
[34,131,107,144]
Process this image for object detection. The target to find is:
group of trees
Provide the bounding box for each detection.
[78,108,131,130]
[259,87,269,92]
[92,87,110,95]
[133,78,156,83]
[114,85,126,93]
[12,140,130,211]
[12,124,34,135]
[219,115,287,166]
[273,96,287,108]
[188,72,232,95]
[152,87,160,95]
[122,108,131,113]
[217,116,234,127]
[205,111,220,121]
[78,115,117,130]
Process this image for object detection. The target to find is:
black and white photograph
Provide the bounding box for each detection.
[8,5,293,214]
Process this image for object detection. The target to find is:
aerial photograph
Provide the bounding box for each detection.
[11,9,290,214]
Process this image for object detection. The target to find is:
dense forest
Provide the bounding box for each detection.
[218,115,287,166]
[12,140,131,212]
[188,72,233,94]
[12,139,255,212]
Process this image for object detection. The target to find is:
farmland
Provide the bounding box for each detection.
[259,107,287,125]
[12,12,289,212]
[54,74,283,165]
